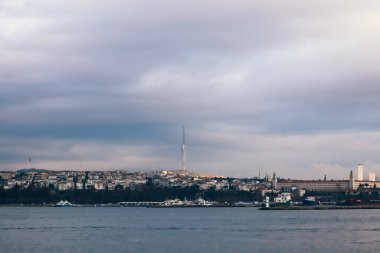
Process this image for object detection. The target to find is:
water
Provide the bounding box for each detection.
[1,207,380,253]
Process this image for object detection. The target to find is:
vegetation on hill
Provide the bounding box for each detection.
[0,185,256,204]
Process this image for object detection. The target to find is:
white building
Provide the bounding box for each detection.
[357,164,364,181]
[368,173,376,182]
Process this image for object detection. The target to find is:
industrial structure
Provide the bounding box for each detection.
[273,164,379,192]
[357,164,364,181]
[352,164,378,189]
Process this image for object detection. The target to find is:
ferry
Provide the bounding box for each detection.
[54,200,74,207]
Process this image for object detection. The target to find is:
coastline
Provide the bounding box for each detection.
[259,205,380,210]
[0,203,256,208]
[3,204,380,210]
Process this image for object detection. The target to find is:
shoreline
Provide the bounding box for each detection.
[259,205,380,210]
[0,204,257,208]
[4,204,380,210]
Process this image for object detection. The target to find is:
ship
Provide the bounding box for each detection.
[54,200,74,207]
[303,196,320,206]
[273,193,292,206]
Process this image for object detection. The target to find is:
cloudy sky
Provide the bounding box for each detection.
[1,0,380,178]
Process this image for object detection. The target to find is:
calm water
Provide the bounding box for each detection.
[1,207,380,253]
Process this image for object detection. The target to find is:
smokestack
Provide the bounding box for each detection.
[357,164,363,181]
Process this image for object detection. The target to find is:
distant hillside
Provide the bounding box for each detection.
[16,168,49,173]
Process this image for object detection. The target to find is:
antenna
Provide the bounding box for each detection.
[183,126,185,144]
[181,126,187,171]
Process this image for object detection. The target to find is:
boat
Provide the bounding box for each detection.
[273,193,292,206]
[303,196,320,206]
[54,200,74,207]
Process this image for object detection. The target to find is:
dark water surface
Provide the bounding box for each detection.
[1,207,379,253]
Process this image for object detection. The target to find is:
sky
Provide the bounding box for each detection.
[1,0,380,178]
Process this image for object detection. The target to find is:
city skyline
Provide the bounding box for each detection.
[1,1,380,178]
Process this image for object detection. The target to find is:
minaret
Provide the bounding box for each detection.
[272,172,277,190]
[349,170,354,190]
[181,126,187,171]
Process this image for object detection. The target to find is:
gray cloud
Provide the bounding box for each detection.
[1,0,380,177]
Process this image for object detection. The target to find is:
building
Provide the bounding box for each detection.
[353,164,379,188]
[276,178,350,192]
[275,164,380,191]
[357,164,364,181]
[368,173,376,182]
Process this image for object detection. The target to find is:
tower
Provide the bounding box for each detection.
[181,126,187,171]
[349,170,355,190]
[272,172,277,190]
[357,164,363,181]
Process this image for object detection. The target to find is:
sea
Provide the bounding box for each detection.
[0,207,379,253]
